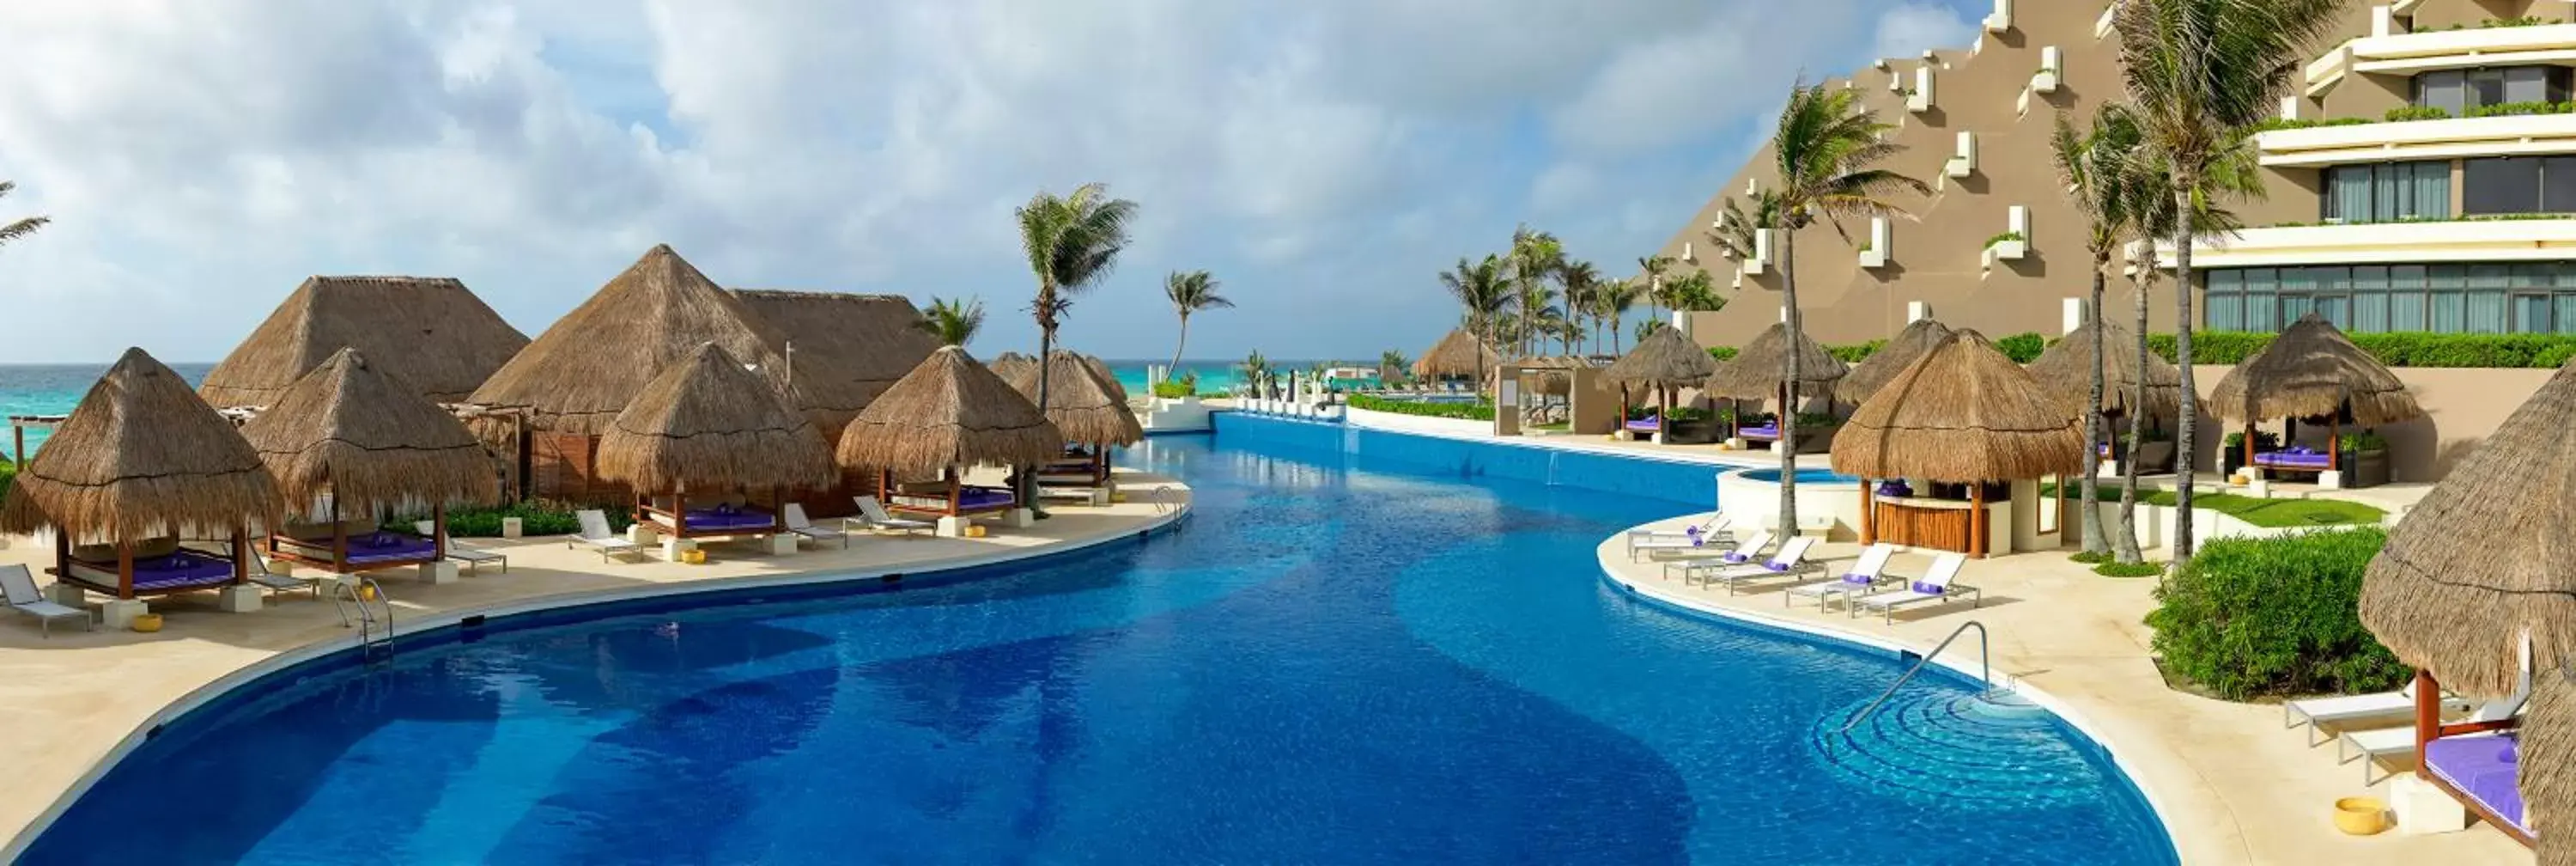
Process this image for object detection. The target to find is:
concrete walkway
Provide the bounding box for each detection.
[1595,518,2526,865]
[0,474,1191,856]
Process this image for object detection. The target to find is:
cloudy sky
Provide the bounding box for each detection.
[0,0,1974,365]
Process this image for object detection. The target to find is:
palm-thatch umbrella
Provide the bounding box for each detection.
[199,276,530,408]
[2358,359,2576,851]
[989,352,1039,385]
[730,290,942,430]
[1004,351,1143,448]
[0,348,283,601]
[836,347,1062,521]
[2024,319,2185,418]
[1705,321,1849,402]
[2208,313,2425,474]
[1832,330,2085,558]
[1833,318,1952,404]
[1079,354,1127,401]
[597,343,836,537]
[1603,325,1718,441]
[1413,328,1497,382]
[236,348,498,570]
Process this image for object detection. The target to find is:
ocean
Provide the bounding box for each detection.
[0,358,1341,463]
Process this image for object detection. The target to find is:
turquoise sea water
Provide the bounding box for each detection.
[1102,358,1374,397]
[0,363,213,461]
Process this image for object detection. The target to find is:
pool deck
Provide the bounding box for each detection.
[1595,519,2528,865]
[0,472,1193,857]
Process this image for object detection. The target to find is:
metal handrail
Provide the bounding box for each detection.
[331,576,395,657]
[1841,620,1990,733]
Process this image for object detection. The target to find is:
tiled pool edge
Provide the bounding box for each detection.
[1,500,1194,862]
[1595,546,2196,865]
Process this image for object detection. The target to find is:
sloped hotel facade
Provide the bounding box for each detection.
[1658,0,2576,482]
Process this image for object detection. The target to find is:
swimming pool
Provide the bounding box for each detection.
[22,435,2172,864]
[1734,467,1864,485]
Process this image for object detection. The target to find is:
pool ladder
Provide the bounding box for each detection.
[1841,620,1991,733]
[331,576,395,662]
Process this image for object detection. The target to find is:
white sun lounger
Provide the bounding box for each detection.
[1625,514,1735,561]
[2285,681,2470,746]
[1653,529,1772,577]
[1848,553,1977,624]
[412,521,507,575]
[1676,536,1820,594]
[851,497,936,534]
[1783,543,1898,610]
[783,503,848,549]
[569,509,645,563]
[2,564,91,637]
[2339,695,2528,784]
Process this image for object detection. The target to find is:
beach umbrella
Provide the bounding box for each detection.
[1832,329,2086,483]
[2208,313,2423,426]
[1833,318,1952,405]
[595,343,835,495]
[1603,325,1718,441]
[0,348,283,544]
[1001,351,1144,448]
[835,346,1063,476]
[2023,318,2185,418]
[235,348,498,515]
[1413,329,1497,381]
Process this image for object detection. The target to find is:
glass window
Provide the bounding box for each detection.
[2352,265,2390,293]
[2317,295,2354,330]
[2515,295,2555,332]
[2415,162,2452,219]
[2391,265,2428,331]
[2324,162,2451,222]
[2353,291,2391,332]
[2506,67,2555,104]
[2466,158,2543,215]
[2417,70,2466,115]
[2431,292,2467,332]
[2246,290,2281,331]
[2470,69,2508,109]
[2545,157,2576,213]
[2558,294,2576,334]
[2326,166,2372,223]
[2468,292,2509,333]
[2279,294,2316,323]
[2206,293,2243,331]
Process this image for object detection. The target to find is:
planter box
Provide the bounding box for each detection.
[2344,448,2389,488]
[1666,419,1718,445]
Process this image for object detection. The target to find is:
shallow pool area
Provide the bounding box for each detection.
[1735,467,1864,485]
[23,433,2173,864]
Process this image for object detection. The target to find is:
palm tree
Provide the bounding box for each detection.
[1635,254,1674,321]
[1558,260,1601,356]
[2051,110,2141,558]
[1765,82,1930,538]
[1439,254,1512,386]
[1662,271,1724,314]
[1378,350,1411,387]
[918,296,986,347]
[1163,270,1231,373]
[1510,226,1565,357]
[1709,192,1784,265]
[1016,182,1139,512]
[2116,0,2341,558]
[1596,278,1642,355]
[1240,350,1272,398]
[0,182,48,249]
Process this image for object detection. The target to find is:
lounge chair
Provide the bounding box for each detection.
[412,521,507,575]
[1675,536,1819,594]
[782,503,848,549]
[2339,692,2528,784]
[1848,552,1978,624]
[238,555,321,600]
[850,497,936,534]
[1653,529,1773,576]
[568,509,645,563]
[1783,543,1898,610]
[1,564,91,637]
[1625,514,1735,561]
[2284,681,2471,746]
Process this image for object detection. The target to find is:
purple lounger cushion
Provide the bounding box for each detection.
[1911,581,1945,595]
[72,549,235,593]
[683,508,778,532]
[2426,734,2526,835]
[2254,449,2334,469]
[1624,418,1662,432]
[956,486,1017,510]
[341,532,440,564]
[1740,424,1781,440]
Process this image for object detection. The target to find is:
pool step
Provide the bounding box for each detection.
[1809,691,2101,809]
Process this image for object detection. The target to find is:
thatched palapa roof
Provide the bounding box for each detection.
[1831,330,2087,482]
[469,245,805,435]
[2208,313,2423,425]
[836,346,1063,475]
[990,352,1038,384]
[2023,319,2186,418]
[1515,356,1586,397]
[199,276,530,408]
[1603,325,1716,387]
[596,343,836,493]
[1079,354,1127,401]
[730,290,941,427]
[1834,318,1952,404]
[2360,358,2576,698]
[1004,351,1144,448]
[1705,322,1847,399]
[235,348,498,514]
[1414,329,1497,380]
[0,348,284,542]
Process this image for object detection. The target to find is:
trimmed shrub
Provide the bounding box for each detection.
[1151,379,1200,399]
[394,502,635,539]
[1827,339,1885,363]
[1706,346,1740,362]
[2146,528,2409,700]
[1992,332,2047,363]
[0,459,13,500]
[2093,561,2166,578]
[1346,393,1496,421]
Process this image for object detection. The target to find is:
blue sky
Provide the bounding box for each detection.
[0,0,1977,364]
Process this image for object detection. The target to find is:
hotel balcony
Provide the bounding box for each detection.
[2254,113,2576,168]
[2306,21,2576,97]
[2149,218,2576,269]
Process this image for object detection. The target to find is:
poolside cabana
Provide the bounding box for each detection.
[0,349,285,625]
[2208,313,2423,487]
[596,343,836,558]
[237,348,500,580]
[198,276,530,409]
[1413,328,1498,393]
[1602,325,1716,444]
[1832,330,2085,558]
[1705,322,1849,452]
[1002,351,1143,495]
[837,346,1063,536]
[469,245,813,503]
[2024,317,2185,474]
[989,352,1039,385]
[1833,318,1951,406]
[2357,358,2576,851]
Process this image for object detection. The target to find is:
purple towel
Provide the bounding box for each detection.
[1840,572,1874,585]
[2425,735,2525,834]
[1765,562,1788,572]
[1911,582,1944,595]
[1722,552,1749,564]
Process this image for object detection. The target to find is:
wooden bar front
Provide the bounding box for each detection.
[1869,497,1978,556]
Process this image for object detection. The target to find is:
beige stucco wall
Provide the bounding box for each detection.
[2182,363,2557,483]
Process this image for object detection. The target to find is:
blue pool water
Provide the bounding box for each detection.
[23,433,2172,864]
[1735,467,1864,485]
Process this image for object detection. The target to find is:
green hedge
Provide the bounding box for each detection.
[2146,528,2409,700]
[0,460,13,500]
[392,502,635,539]
[1346,393,1496,421]
[2148,331,2576,368]
[1707,332,2049,365]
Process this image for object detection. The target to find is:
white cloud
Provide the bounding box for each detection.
[0,0,1968,364]
[1872,2,1978,64]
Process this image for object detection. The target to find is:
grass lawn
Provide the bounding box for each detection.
[2137,491,2384,528]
